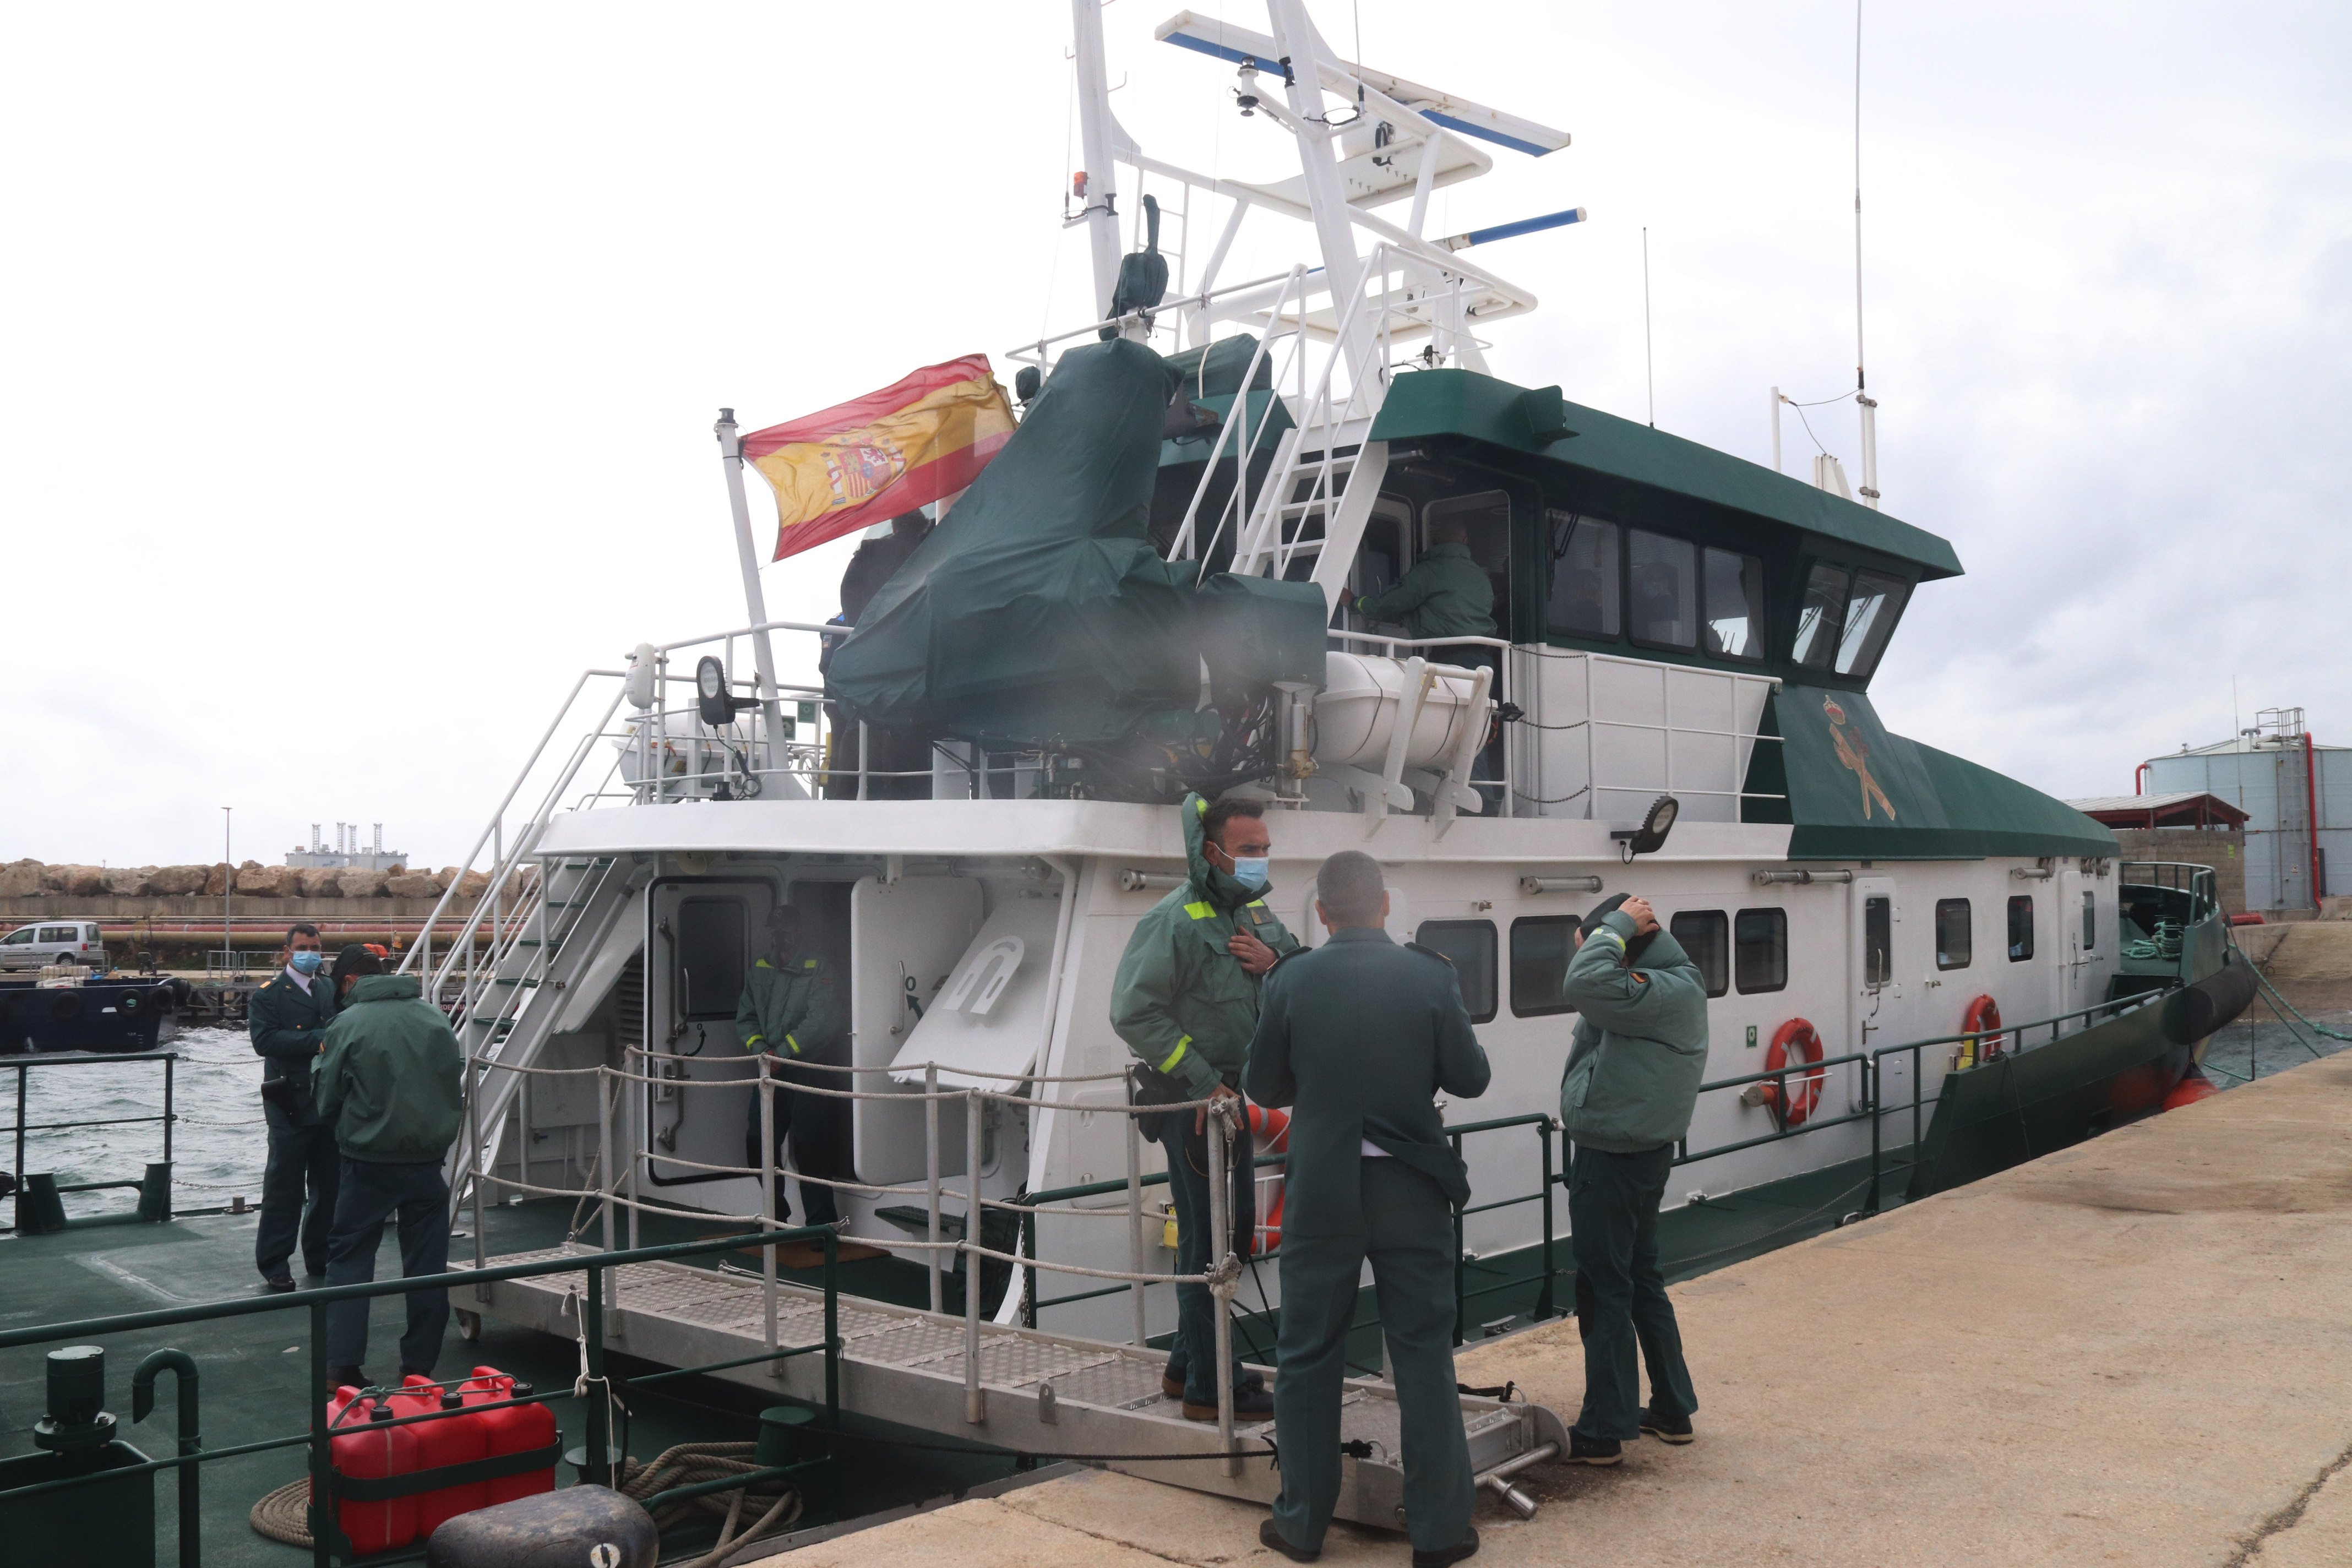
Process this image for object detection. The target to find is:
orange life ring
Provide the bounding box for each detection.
[1960,994,2004,1067]
[1245,1103,1289,1255]
[1758,1019,1826,1128]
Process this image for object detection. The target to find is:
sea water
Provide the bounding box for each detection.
[14,1026,266,1220]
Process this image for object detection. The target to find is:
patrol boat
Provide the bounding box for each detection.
[397,0,2248,1506]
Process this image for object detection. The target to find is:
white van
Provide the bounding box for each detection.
[0,920,106,970]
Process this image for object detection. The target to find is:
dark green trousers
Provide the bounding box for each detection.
[1569,1142,1696,1440]
[1271,1159,1473,1554]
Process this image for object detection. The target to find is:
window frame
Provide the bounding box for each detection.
[1669,910,1730,998]
[1625,527,1700,653]
[1792,562,1850,670]
[1700,546,1766,663]
[2081,891,2097,952]
[1733,907,1789,995]
[1863,895,1892,989]
[1934,898,1972,971]
[1833,568,1913,680]
[1417,918,1499,1025]
[1509,914,1583,1019]
[2007,895,2035,962]
[1544,509,1622,641]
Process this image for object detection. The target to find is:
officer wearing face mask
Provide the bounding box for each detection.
[249,921,339,1292]
[1110,793,1299,1422]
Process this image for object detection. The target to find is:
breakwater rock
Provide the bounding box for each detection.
[0,858,508,902]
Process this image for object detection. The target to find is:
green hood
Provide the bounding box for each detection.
[346,973,423,1005]
[1182,792,1270,911]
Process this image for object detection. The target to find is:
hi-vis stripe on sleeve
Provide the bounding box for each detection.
[1161,1036,1193,1073]
[786,1033,803,1055]
[743,1033,765,1050]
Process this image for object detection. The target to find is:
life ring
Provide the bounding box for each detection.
[1757,1019,1826,1128]
[117,989,143,1015]
[1960,994,2003,1068]
[1245,1103,1290,1255]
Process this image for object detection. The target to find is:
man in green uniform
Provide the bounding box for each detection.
[249,921,338,1292]
[313,948,465,1388]
[1352,514,1496,643]
[1559,893,1707,1463]
[1244,850,1489,1566]
[737,905,849,1227]
[1110,793,1299,1422]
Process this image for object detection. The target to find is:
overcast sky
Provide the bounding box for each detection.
[3,2,2345,867]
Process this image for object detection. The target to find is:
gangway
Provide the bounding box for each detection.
[455,1244,1566,1528]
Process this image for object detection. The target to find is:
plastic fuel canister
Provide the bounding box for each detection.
[395,1376,488,1537]
[322,1390,418,1554]
[459,1366,558,1504]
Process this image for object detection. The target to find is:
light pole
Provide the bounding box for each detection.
[221,807,232,970]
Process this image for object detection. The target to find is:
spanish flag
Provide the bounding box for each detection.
[743,355,1015,562]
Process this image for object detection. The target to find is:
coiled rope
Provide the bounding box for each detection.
[248,1441,802,1566]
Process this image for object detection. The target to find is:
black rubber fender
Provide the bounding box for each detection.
[422,1485,657,1568]
[51,990,84,1021]
[2161,949,2259,1044]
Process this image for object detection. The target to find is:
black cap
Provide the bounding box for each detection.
[1578,892,1632,940]
[331,944,382,986]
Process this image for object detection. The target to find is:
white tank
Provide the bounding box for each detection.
[1311,652,1493,771]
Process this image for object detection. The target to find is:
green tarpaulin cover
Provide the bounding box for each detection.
[825,337,1325,764]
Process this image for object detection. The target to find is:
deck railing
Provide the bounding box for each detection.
[0,1228,841,1568]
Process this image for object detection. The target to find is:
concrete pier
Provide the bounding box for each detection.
[756,1051,2352,1568]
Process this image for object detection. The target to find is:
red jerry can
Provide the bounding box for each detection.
[394,1375,488,1537]
[322,1389,418,1554]
[459,1365,559,1504]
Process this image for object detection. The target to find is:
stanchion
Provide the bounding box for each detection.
[925,1063,943,1315]
[964,1090,984,1424]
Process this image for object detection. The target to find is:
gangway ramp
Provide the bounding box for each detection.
[458,1244,1567,1528]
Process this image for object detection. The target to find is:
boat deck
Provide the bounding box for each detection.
[750,1049,2352,1568]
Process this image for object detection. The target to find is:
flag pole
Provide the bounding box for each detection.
[714,407,792,785]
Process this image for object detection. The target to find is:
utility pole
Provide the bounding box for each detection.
[221,806,233,969]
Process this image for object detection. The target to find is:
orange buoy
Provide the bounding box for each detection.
[1245,1103,1290,1254]
[1756,1019,1826,1128]
[2162,1069,2220,1110]
[1959,994,2004,1067]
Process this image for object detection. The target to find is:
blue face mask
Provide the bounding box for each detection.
[1228,857,1271,891]
[290,950,323,975]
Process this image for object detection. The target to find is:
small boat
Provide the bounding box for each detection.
[0,969,183,1055]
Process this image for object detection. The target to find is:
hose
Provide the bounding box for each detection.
[247,1441,802,1564]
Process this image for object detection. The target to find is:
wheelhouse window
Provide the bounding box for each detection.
[1834,569,1911,679]
[1509,915,1580,1017]
[1545,511,1620,639]
[1670,910,1730,997]
[1734,908,1788,994]
[1702,548,1765,662]
[1935,899,1972,970]
[1426,492,1512,630]
[2008,895,2035,961]
[1792,563,1849,669]
[1627,529,1697,650]
[1417,919,1498,1023]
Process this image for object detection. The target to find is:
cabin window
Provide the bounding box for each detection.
[1702,548,1766,662]
[1627,529,1697,650]
[1792,563,1849,669]
[1509,915,1581,1017]
[2008,895,2035,961]
[1417,919,1498,1023]
[1834,569,1911,678]
[1670,910,1730,997]
[1425,492,1512,638]
[1734,908,1788,994]
[1935,898,1972,970]
[2081,891,2097,952]
[676,897,748,1020]
[1351,497,1414,609]
[1863,895,1892,987]
[1545,511,1620,639]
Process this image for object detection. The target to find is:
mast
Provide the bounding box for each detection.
[1070,0,1125,325]
[1264,0,1371,387]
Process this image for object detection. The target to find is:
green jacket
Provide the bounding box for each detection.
[312,974,464,1163]
[1110,794,1301,1097]
[1558,910,1710,1153]
[736,954,845,1065]
[1355,542,1496,641]
[1244,927,1490,1226]
[250,968,336,1125]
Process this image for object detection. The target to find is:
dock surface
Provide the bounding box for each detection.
[757,1051,2352,1568]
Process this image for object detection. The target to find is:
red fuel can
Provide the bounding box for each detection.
[394,1376,488,1537]
[459,1365,559,1504]
[322,1389,418,1554]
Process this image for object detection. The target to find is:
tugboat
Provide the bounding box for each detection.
[0,965,182,1054]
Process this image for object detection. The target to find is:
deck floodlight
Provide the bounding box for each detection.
[695,656,754,728]
[1612,795,1679,862]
